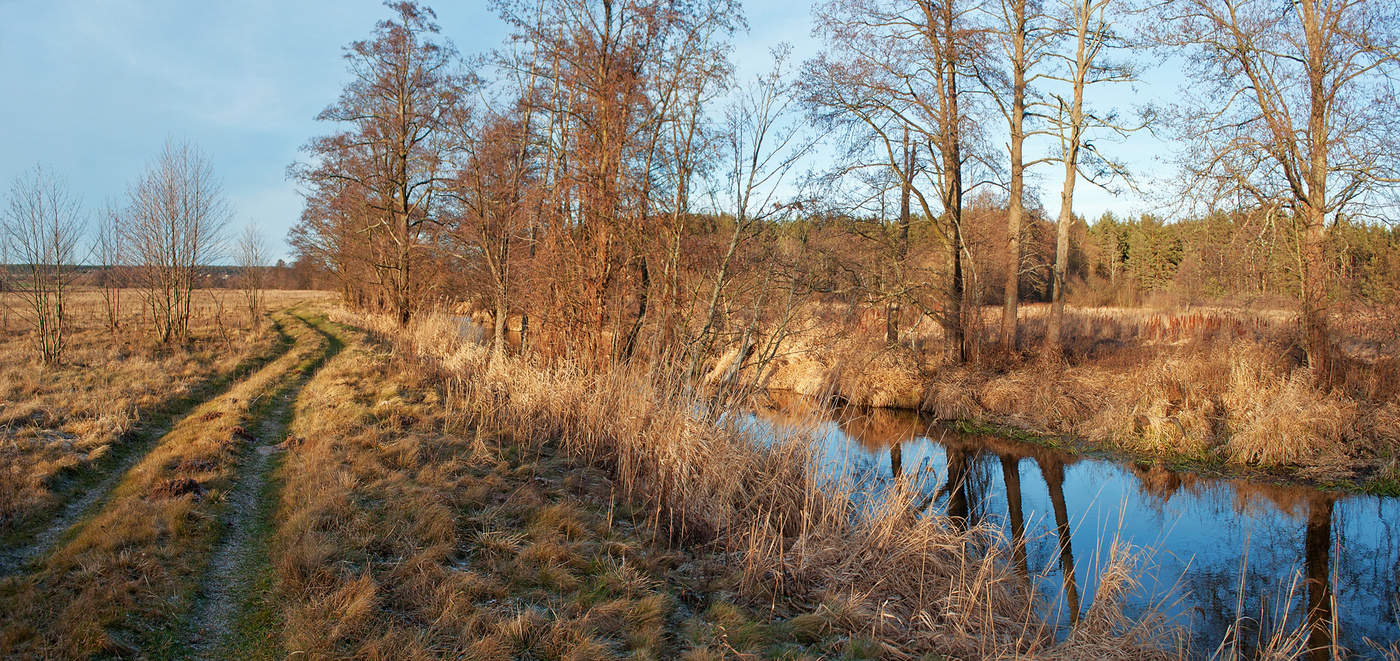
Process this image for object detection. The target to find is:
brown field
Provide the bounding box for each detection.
[0,307,332,656]
[0,289,328,544]
[1,296,1385,659]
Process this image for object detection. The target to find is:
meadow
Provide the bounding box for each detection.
[2,292,1394,659]
[5,0,1399,655]
[0,289,326,550]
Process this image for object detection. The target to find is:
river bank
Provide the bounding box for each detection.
[948,416,1400,496]
[743,392,1400,657]
[350,309,1185,659]
[729,305,1400,496]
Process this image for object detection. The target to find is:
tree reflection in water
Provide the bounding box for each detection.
[1001,454,1030,580]
[748,392,1397,656]
[1305,495,1335,661]
[1037,455,1082,626]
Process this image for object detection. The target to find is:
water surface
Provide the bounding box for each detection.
[741,393,1400,659]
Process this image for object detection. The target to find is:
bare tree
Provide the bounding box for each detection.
[980,0,1055,352]
[489,0,745,368]
[290,150,379,307]
[302,1,468,326]
[1,166,85,364]
[806,0,987,363]
[446,109,536,368]
[496,0,674,365]
[125,140,230,345]
[1163,0,1400,378]
[1042,0,1138,359]
[236,225,269,328]
[685,46,813,385]
[647,5,741,361]
[96,202,125,332]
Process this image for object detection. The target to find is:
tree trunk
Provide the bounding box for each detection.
[941,31,966,365]
[1301,213,1332,380]
[491,282,508,367]
[948,220,966,363]
[890,130,913,346]
[1000,0,1028,353]
[1046,10,1087,362]
[1002,188,1024,352]
[398,216,412,327]
[620,258,649,363]
[1302,2,1333,384]
[1046,202,1072,359]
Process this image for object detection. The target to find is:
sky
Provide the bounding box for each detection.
[0,0,1177,262]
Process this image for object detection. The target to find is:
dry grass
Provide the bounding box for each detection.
[746,303,1399,484]
[325,309,1179,659]
[0,289,328,538]
[0,297,1338,657]
[0,307,331,658]
[271,328,830,658]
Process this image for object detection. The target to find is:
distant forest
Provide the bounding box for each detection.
[0,260,332,292]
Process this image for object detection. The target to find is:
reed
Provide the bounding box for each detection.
[336,308,1180,658]
[745,303,1396,485]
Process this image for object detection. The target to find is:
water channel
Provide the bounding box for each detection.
[740,392,1400,659]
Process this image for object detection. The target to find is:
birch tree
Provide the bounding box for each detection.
[1042,0,1137,359]
[1,166,84,364]
[96,203,124,332]
[235,225,269,328]
[125,141,230,345]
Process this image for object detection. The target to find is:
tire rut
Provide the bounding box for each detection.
[184,316,343,659]
[0,315,299,578]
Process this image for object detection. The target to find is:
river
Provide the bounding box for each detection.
[740,392,1400,659]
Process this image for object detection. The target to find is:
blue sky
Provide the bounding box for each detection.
[0,0,1174,262]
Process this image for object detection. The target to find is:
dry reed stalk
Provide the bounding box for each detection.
[349,308,1180,659]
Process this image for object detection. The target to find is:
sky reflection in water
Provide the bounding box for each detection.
[736,394,1400,659]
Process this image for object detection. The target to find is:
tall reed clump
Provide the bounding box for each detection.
[345,309,1177,658]
[1220,344,1359,468]
[759,302,1378,478]
[1082,351,1227,458]
[1077,339,1361,469]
